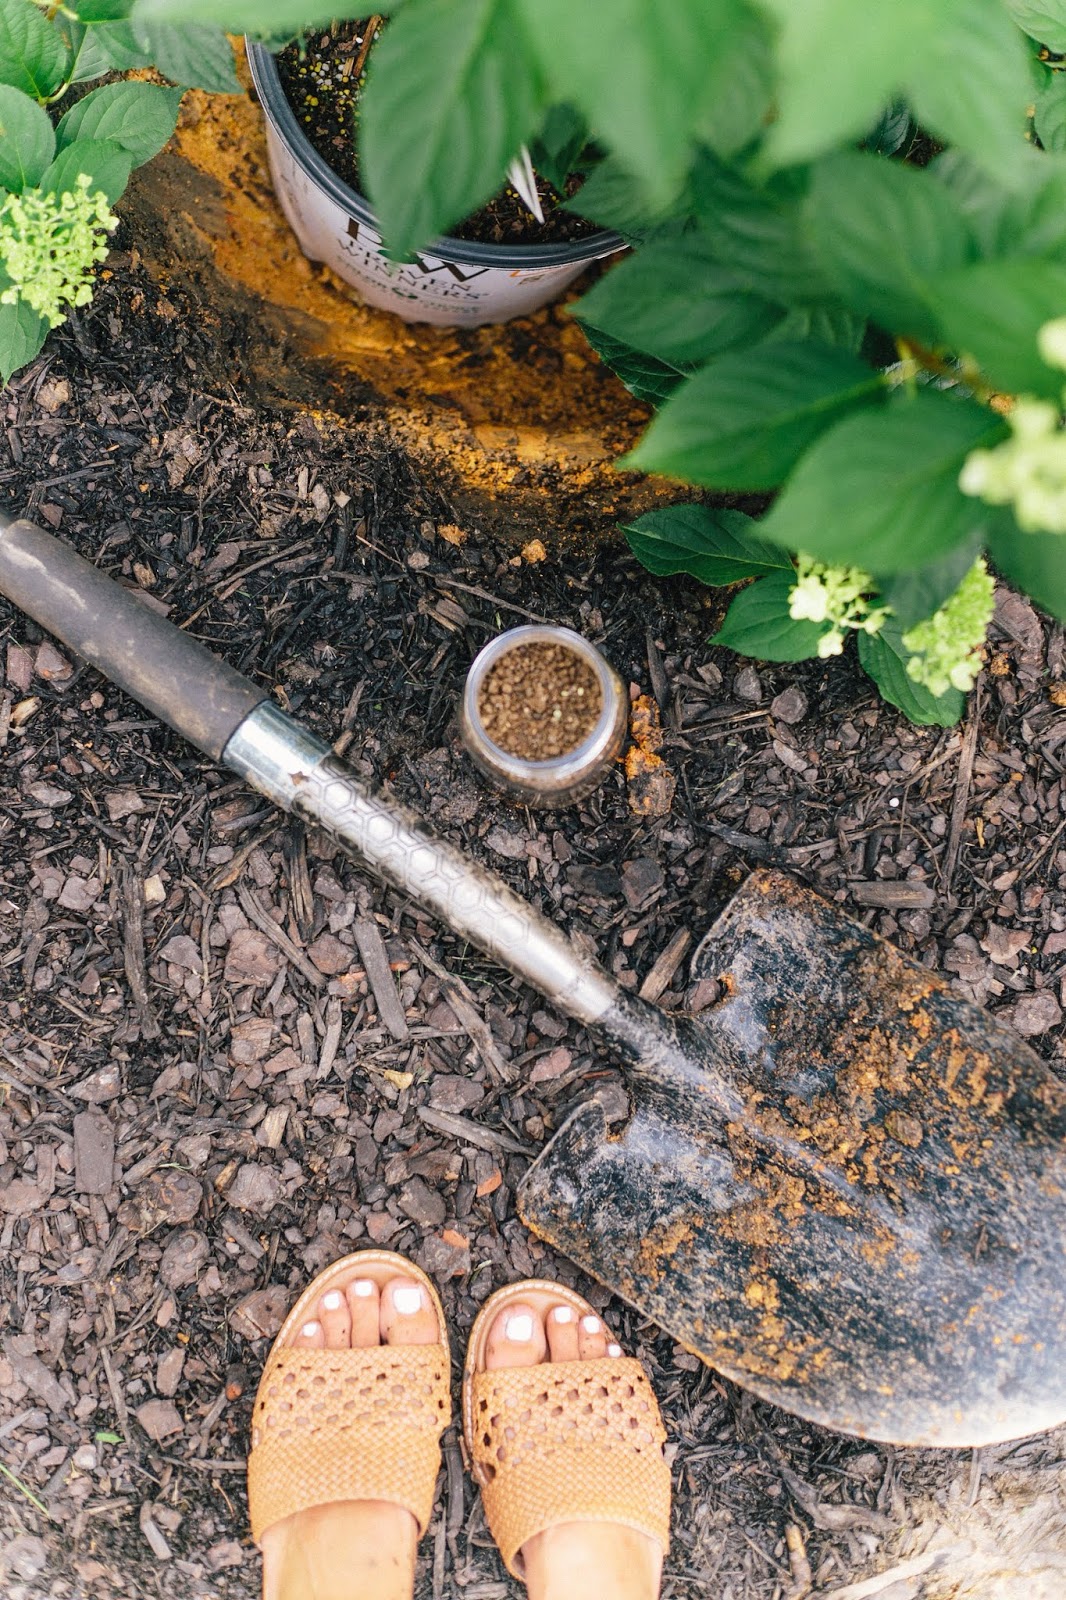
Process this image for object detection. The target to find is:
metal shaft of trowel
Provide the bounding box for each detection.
[0,516,627,1031]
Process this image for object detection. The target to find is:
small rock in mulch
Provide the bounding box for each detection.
[135,1399,184,1442]
[365,1212,399,1243]
[2,1536,47,1581]
[734,665,763,703]
[980,924,1032,966]
[230,1286,291,1340]
[73,1110,115,1195]
[226,1163,282,1215]
[771,684,808,724]
[105,788,145,821]
[34,641,72,681]
[224,927,282,986]
[205,1540,244,1572]
[160,1230,211,1289]
[58,875,102,911]
[307,932,352,974]
[427,1075,483,1112]
[1009,991,1063,1036]
[71,1063,122,1103]
[155,1348,186,1398]
[120,1168,202,1230]
[530,1045,573,1083]
[621,856,664,910]
[418,1233,470,1280]
[397,1177,447,1226]
[158,934,203,972]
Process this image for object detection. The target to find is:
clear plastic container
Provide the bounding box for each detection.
[459,625,627,808]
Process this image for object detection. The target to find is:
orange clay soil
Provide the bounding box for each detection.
[122,47,682,546]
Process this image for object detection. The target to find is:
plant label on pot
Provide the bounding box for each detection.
[247,42,624,328]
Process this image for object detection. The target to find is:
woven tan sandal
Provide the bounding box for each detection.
[462,1280,671,1579]
[247,1250,451,1545]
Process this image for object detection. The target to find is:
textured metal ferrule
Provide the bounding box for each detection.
[224,701,619,1026]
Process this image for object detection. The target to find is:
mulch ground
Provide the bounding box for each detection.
[1,249,1065,1600]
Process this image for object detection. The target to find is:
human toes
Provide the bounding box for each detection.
[316,1287,353,1349]
[484,1301,548,1370]
[380,1276,440,1346]
[345,1277,381,1348]
[545,1303,580,1363]
[292,1316,325,1350]
[577,1310,610,1361]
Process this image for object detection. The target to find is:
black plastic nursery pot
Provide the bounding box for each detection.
[245,41,625,328]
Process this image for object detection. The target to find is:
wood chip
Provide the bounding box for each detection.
[236,884,325,987]
[417,1106,532,1156]
[639,927,692,1002]
[73,1109,115,1194]
[354,917,409,1040]
[847,881,936,911]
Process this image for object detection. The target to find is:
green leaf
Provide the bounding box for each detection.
[760,0,1031,187]
[863,101,912,157]
[516,0,769,202]
[623,504,792,586]
[0,83,54,190]
[40,136,132,205]
[567,155,687,238]
[55,81,182,166]
[805,152,974,342]
[530,103,587,193]
[987,520,1066,623]
[572,237,784,367]
[1005,0,1066,50]
[858,621,966,726]
[932,257,1066,399]
[68,1,133,19]
[903,0,1033,189]
[760,305,866,352]
[1035,73,1066,153]
[580,322,692,407]
[0,292,47,383]
[689,153,831,305]
[82,20,151,72]
[759,390,1007,574]
[132,0,342,29]
[132,20,239,91]
[933,148,1066,261]
[0,0,71,100]
[627,341,885,491]
[711,569,830,662]
[874,535,984,628]
[361,0,544,261]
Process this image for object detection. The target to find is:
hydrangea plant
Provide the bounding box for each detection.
[0,0,241,382]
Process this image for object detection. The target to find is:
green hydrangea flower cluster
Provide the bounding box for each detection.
[788,554,889,658]
[958,318,1066,534]
[901,558,995,697]
[0,174,118,330]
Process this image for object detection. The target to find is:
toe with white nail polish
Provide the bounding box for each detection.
[552,1306,573,1323]
[506,1313,534,1343]
[301,1321,320,1339]
[352,1279,375,1298]
[393,1286,424,1315]
[582,1315,600,1334]
[322,1291,344,1311]
[607,1343,623,1357]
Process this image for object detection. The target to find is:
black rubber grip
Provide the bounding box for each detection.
[0,517,266,760]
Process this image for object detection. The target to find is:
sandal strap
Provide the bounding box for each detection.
[248,1343,450,1543]
[469,1356,670,1577]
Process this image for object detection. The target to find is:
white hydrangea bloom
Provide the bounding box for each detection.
[0,174,118,330]
[788,555,889,647]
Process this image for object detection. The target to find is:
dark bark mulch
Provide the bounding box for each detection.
[1,250,1065,1600]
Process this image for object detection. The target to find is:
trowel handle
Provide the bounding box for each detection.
[0,517,265,760]
[0,518,622,1029]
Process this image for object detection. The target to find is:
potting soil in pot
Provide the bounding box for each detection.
[478,640,602,759]
[275,21,600,247]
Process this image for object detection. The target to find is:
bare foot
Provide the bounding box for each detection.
[259,1271,440,1600]
[483,1297,665,1600]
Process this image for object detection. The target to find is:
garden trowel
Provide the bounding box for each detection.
[2,514,1064,1449]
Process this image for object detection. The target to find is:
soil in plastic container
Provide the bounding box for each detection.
[478,641,603,760]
